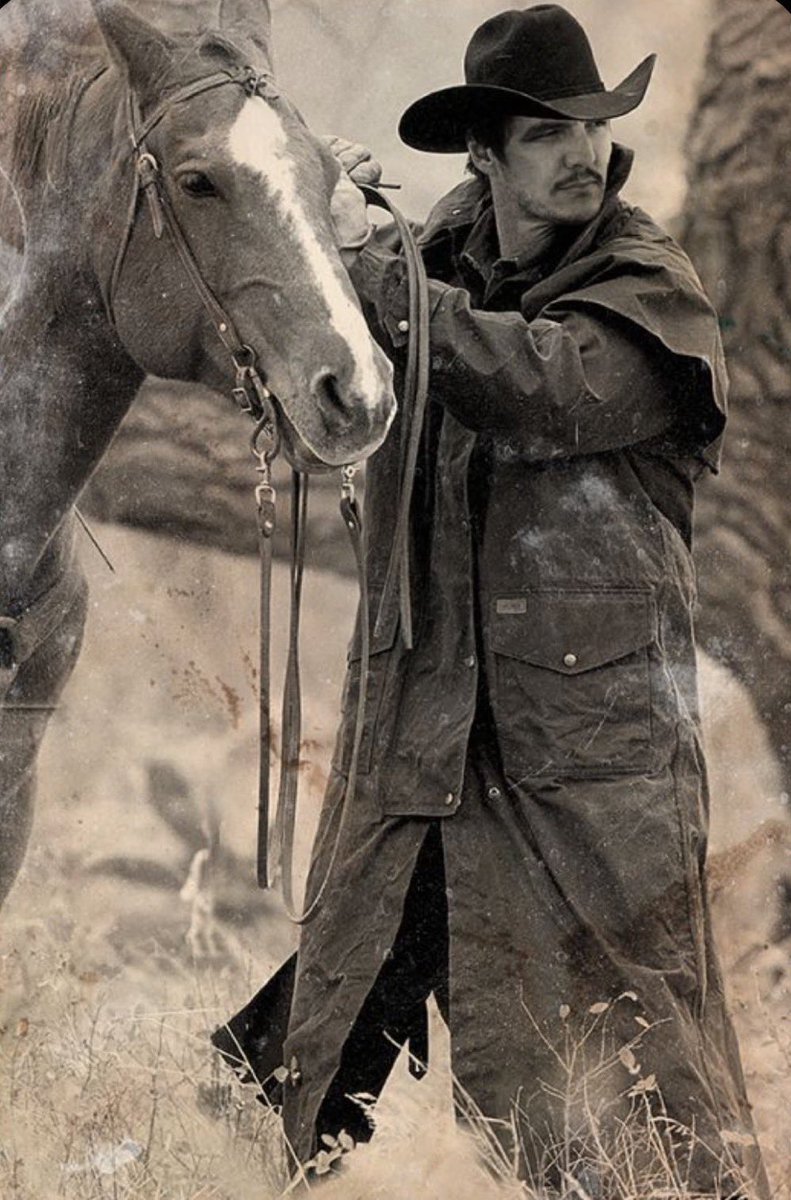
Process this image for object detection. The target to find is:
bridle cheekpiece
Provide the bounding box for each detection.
[107,64,281,430]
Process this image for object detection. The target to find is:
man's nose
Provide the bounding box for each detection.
[563,123,597,168]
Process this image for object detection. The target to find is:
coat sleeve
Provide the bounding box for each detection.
[348,243,723,463]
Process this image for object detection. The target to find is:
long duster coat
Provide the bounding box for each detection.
[217,146,767,1196]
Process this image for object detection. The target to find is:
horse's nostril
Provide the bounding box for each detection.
[307,368,393,459]
[310,369,347,416]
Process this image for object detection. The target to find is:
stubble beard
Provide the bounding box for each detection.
[522,183,604,228]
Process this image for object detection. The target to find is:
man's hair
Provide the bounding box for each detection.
[465,115,510,180]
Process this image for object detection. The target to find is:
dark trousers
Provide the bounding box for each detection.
[315,822,449,1145]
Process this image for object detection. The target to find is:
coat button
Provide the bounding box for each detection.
[289,1054,302,1085]
[397,319,410,333]
[563,653,578,668]
[464,654,476,668]
[487,785,502,800]
[445,793,455,806]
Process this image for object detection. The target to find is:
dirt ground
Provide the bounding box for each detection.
[0,523,789,1198]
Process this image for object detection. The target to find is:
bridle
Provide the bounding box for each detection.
[107,64,281,432]
[105,68,431,925]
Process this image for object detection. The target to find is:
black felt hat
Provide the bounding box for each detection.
[399,5,655,153]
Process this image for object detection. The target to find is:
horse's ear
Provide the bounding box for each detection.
[91,1,177,98]
[218,0,273,57]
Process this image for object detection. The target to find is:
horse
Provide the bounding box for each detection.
[0,0,396,907]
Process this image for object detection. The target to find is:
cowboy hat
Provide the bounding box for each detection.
[399,5,655,154]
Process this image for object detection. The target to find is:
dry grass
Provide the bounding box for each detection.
[0,924,290,1200]
[0,530,789,1198]
[2,919,787,1200]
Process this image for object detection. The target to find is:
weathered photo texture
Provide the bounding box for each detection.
[0,0,789,1196]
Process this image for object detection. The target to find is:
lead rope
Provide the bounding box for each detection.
[252,455,370,921]
[277,466,369,923]
[252,415,279,887]
[271,467,307,895]
[255,191,431,924]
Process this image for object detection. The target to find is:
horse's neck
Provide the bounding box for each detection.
[0,74,144,610]
[0,282,143,609]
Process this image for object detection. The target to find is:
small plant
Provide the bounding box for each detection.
[441,994,762,1200]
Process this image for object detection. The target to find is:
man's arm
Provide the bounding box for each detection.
[350,243,720,462]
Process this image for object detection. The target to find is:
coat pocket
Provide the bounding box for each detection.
[487,589,657,780]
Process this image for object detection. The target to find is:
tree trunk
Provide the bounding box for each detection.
[681,0,791,801]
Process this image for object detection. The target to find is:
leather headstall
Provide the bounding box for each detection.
[107,65,280,432]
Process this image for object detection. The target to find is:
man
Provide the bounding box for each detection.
[217,7,768,1194]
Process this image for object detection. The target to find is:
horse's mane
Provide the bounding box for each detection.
[11,66,108,188]
[11,28,263,189]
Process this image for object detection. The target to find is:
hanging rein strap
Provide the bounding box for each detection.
[361,186,431,651]
[260,188,431,924]
[265,464,368,923]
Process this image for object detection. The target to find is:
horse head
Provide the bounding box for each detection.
[91,0,396,470]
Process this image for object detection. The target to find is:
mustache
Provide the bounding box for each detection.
[555,171,604,190]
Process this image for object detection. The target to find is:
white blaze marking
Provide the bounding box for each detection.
[227,97,383,410]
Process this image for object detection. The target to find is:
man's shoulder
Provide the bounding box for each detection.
[417,176,490,247]
[597,202,703,286]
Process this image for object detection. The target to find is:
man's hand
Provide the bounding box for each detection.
[324,136,383,187]
[325,136,381,267]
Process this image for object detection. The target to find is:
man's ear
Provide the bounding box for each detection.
[466,136,497,178]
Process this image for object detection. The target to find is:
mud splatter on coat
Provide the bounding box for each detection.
[227,147,768,1195]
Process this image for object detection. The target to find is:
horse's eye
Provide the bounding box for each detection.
[179,171,218,199]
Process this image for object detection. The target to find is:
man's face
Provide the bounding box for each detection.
[477,115,614,227]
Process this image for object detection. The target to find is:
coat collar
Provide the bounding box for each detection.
[418,142,635,274]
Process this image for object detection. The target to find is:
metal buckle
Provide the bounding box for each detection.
[233,357,257,416]
[136,151,159,179]
[232,383,255,415]
[233,346,274,422]
[341,463,358,503]
[239,66,279,100]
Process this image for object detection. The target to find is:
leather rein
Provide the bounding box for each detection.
[272,189,430,925]
[107,70,430,925]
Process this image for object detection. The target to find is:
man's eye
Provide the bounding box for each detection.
[179,172,218,198]
[524,129,558,143]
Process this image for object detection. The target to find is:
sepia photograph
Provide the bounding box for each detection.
[0,0,789,1196]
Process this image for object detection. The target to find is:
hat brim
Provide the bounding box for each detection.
[398,54,656,153]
